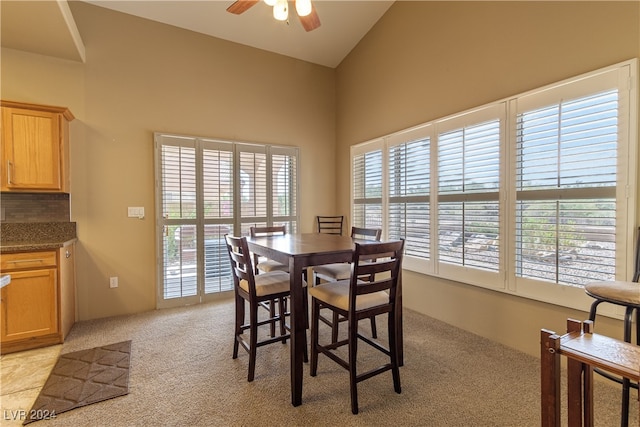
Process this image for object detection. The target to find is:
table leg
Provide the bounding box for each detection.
[396,270,404,366]
[289,257,305,406]
[541,329,561,427]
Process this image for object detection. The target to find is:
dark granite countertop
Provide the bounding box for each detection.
[1,222,77,253]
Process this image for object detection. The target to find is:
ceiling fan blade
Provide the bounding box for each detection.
[298,3,321,32]
[226,1,259,15]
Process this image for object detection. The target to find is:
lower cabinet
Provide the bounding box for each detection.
[0,245,75,354]
[1,267,58,342]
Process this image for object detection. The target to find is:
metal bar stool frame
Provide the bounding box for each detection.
[585,227,640,427]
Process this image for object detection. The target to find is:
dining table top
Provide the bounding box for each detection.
[246,232,378,258]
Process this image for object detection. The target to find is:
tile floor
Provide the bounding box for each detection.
[0,345,61,426]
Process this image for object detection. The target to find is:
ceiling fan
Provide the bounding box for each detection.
[227,0,321,32]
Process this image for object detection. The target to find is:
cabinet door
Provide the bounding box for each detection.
[1,107,63,191]
[0,268,58,342]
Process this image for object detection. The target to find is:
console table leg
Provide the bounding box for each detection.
[541,329,561,427]
[567,357,584,426]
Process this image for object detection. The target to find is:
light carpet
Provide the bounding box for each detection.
[28,298,637,426]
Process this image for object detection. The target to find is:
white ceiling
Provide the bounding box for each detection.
[1,0,395,68]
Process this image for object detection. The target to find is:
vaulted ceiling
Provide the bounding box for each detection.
[1,1,395,68]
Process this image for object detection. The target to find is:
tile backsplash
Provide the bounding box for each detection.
[0,193,70,223]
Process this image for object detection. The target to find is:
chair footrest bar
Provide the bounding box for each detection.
[318,346,350,371]
[236,333,291,353]
[318,314,334,327]
[358,333,391,356]
[256,334,291,347]
[356,364,392,383]
[240,316,284,331]
[323,339,349,351]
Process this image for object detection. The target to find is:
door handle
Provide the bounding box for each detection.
[6,161,13,185]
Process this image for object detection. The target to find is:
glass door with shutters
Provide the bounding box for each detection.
[155,133,299,308]
[155,134,234,308]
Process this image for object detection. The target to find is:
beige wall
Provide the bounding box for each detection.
[335,1,640,356]
[2,1,639,357]
[2,2,337,320]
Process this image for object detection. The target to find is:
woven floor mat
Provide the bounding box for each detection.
[24,340,131,425]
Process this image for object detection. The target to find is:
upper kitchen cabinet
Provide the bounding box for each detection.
[1,100,74,193]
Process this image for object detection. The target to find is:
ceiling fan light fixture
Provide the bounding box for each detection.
[273,0,288,21]
[295,0,312,17]
[226,0,320,31]
[264,0,276,6]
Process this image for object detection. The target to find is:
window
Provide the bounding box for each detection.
[437,106,504,282]
[387,127,431,266]
[514,90,618,286]
[351,59,637,314]
[352,143,383,229]
[155,134,299,308]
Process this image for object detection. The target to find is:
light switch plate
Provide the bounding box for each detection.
[127,207,145,219]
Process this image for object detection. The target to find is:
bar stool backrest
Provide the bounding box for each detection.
[317,216,344,235]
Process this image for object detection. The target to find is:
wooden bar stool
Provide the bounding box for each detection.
[584,227,640,427]
[224,235,307,382]
[309,239,405,414]
[313,226,382,342]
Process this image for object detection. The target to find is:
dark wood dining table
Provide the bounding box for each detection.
[246,232,404,407]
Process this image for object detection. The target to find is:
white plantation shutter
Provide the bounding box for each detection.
[237,144,299,235]
[158,137,199,302]
[238,146,267,220]
[352,142,383,229]
[272,147,299,233]
[388,134,430,259]
[201,140,234,294]
[515,86,620,286]
[161,143,196,220]
[202,143,233,221]
[437,107,502,273]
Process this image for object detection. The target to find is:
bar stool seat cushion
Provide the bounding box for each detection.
[257,259,289,273]
[240,271,305,297]
[585,281,640,306]
[309,279,388,311]
[313,263,351,281]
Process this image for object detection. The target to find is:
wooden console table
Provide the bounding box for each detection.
[541,319,640,427]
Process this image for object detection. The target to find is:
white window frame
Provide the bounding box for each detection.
[434,104,506,290]
[383,124,433,270]
[351,139,385,233]
[350,59,638,317]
